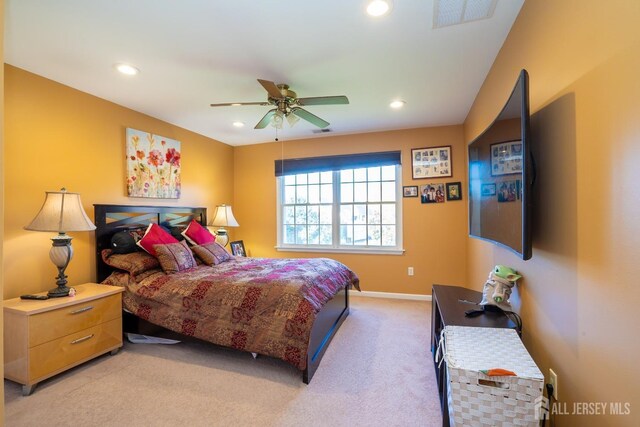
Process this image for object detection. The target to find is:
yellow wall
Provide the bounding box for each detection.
[464,1,640,425]
[233,127,467,295]
[1,0,5,418]
[4,65,234,299]
[7,3,638,423]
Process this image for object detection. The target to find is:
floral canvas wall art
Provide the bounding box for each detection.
[126,128,181,198]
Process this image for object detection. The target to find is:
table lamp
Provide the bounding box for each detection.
[25,188,96,297]
[209,204,239,247]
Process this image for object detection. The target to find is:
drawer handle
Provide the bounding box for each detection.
[69,306,94,315]
[70,334,94,345]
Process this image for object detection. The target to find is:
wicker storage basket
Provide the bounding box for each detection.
[441,326,543,426]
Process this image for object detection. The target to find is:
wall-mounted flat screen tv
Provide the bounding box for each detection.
[468,69,533,260]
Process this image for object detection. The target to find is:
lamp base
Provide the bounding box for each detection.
[49,234,73,297]
[48,285,70,298]
[214,229,229,247]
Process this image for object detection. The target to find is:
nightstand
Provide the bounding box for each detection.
[3,283,124,395]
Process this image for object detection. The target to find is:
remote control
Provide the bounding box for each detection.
[465,309,483,317]
[20,294,49,300]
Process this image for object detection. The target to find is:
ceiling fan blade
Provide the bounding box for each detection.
[255,109,278,129]
[291,107,330,128]
[210,102,270,107]
[257,79,283,99]
[296,95,349,106]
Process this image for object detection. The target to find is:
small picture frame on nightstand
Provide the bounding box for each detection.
[230,240,246,257]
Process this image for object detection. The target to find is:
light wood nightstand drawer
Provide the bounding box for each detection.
[28,317,122,381]
[4,283,124,395]
[29,294,121,347]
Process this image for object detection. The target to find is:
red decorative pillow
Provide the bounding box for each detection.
[181,219,216,245]
[154,240,198,274]
[136,223,179,256]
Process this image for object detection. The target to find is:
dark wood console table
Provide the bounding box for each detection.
[431,284,518,427]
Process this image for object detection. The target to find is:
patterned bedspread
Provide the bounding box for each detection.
[104,257,359,370]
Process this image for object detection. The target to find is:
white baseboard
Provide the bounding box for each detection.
[352,290,431,301]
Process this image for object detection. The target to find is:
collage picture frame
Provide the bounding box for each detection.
[490,140,523,176]
[411,146,452,179]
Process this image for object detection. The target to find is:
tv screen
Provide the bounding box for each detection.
[468,69,533,260]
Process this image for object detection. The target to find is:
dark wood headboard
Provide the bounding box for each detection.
[94,204,207,283]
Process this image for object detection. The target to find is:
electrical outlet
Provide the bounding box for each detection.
[549,369,558,399]
[408,267,414,276]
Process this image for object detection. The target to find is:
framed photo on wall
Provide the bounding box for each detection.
[481,183,497,197]
[230,240,246,257]
[420,183,445,204]
[497,180,520,203]
[411,146,452,179]
[403,186,419,197]
[446,182,462,201]
[490,140,523,176]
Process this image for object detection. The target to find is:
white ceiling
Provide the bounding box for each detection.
[4,0,524,146]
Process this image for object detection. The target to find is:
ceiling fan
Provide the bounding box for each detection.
[210,79,349,129]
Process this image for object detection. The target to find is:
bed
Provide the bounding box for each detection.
[94,204,359,383]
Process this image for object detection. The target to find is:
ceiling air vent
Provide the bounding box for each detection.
[312,128,332,134]
[434,0,497,29]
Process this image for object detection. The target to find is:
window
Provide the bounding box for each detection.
[276,152,402,254]
[282,171,334,246]
[339,166,397,247]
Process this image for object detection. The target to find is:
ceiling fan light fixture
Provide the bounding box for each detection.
[390,100,406,109]
[212,79,347,130]
[367,0,392,17]
[286,113,300,127]
[115,63,139,76]
[271,110,284,129]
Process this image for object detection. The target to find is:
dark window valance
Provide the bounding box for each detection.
[274,151,401,177]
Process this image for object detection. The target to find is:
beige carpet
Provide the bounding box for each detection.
[4,296,442,427]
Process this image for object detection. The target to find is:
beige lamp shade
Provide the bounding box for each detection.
[209,205,239,247]
[25,189,96,233]
[25,188,95,297]
[210,205,239,228]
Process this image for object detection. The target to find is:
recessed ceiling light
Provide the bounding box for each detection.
[367,0,392,17]
[232,121,245,128]
[390,100,406,109]
[115,63,139,76]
